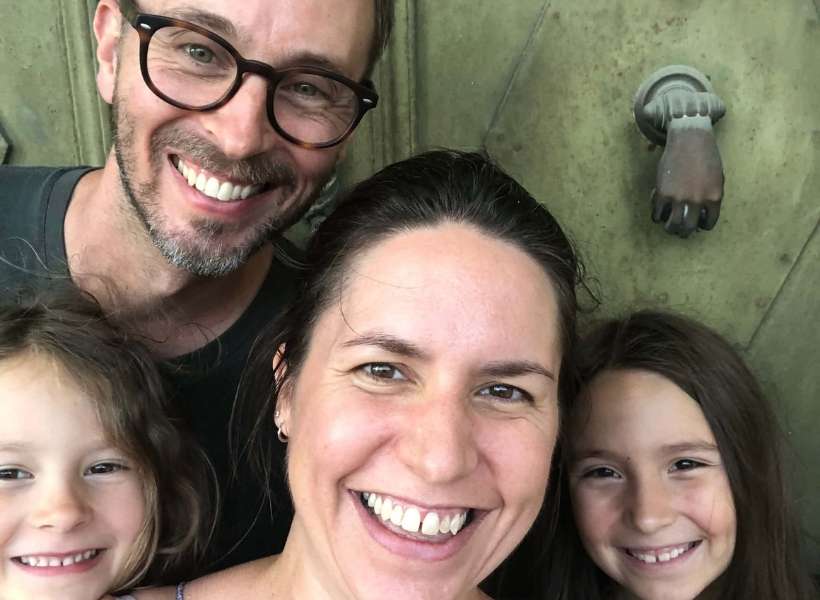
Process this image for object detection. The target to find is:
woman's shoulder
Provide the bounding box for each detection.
[131,557,275,600]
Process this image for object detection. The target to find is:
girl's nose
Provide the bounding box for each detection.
[627,476,676,534]
[28,479,92,532]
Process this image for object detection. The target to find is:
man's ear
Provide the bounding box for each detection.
[94,0,123,104]
[273,344,292,427]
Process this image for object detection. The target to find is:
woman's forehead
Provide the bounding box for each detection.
[322,224,562,362]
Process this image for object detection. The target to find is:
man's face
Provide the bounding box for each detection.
[99,0,375,276]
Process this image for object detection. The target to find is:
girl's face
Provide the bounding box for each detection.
[569,369,736,600]
[0,353,146,600]
[278,224,562,600]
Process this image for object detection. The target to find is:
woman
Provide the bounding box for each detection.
[134,149,584,600]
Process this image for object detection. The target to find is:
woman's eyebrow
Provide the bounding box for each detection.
[478,360,555,381]
[341,333,427,359]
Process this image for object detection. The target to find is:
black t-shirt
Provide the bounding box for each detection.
[0,165,295,577]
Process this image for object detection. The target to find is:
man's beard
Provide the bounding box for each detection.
[111,88,316,278]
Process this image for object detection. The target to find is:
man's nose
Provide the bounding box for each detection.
[395,391,480,485]
[28,479,92,532]
[626,475,676,534]
[202,75,278,159]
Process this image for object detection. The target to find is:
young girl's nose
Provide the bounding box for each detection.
[29,480,92,532]
[626,476,676,534]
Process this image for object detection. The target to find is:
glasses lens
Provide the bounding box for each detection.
[272,72,359,145]
[146,27,236,107]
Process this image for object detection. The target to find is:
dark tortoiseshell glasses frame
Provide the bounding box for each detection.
[117,0,379,149]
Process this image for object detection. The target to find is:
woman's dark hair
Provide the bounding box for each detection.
[0,285,212,592]
[542,310,816,600]
[234,149,587,514]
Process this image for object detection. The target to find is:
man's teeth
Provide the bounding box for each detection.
[362,492,469,537]
[627,542,695,564]
[175,158,262,202]
[18,549,99,568]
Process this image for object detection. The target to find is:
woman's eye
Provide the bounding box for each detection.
[184,44,215,64]
[582,467,621,479]
[0,468,32,480]
[477,383,532,403]
[361,363,405,381]
[293,82,319,97]
[671,459,705,472]
[85,462,128,476]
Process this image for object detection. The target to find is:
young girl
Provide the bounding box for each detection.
[0,286,210,600]
[555,310,815,600]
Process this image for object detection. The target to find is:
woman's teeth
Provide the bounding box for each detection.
[174,158,262,201]
[626,541,697,564]
[362,492,470,537]
[16,549,99,568]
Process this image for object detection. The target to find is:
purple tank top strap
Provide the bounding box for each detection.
[176,582,187,600]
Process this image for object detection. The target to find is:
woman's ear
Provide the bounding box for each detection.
[94,0,123,104]
[273,344,292,427]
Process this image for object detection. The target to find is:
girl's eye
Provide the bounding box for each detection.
[582,467,621,479]
[671,459,706,472]
[477,383,533,403]
[0,468,32,480]
[361,363,406,381]
[85,462,128,476]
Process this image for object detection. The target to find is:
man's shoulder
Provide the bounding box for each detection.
[0,165,89,289]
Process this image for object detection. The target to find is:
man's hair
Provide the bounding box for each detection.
[0,285,213,590]
[368,0,395,76]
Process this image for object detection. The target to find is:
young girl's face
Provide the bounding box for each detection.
[569,369,736,600]
[0,353,146,600]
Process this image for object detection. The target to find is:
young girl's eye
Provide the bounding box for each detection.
[360,363,406,381]
[582,467,621,479]
[476,383,533,403]
[85,462,128,476]
[670,459,706,472]
[0,468,32,480]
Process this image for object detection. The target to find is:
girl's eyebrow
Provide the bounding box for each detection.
[661,441,719,454]
[0,442,28,452]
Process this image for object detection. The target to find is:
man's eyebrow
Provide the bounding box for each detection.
[157,8,351,76]
[478,361,555,382]
[341,334,427,359]
[166,6,241,42]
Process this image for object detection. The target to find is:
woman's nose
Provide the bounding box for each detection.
[395,393,480,484]
[627,476,676,534]
[28,479,92,532]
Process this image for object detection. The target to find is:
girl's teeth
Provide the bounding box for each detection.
[18,549,99,568]
[362,492,470,538]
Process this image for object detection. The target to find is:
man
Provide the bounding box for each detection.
[0,0,393,578]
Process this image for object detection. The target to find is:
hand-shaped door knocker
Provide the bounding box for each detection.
[633,65,726,238]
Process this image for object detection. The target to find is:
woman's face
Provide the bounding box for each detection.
[569,369,736,600]
[279,224,563,600]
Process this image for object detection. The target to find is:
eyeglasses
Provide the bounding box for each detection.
[117,0,379,149]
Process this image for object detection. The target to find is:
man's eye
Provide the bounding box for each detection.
[671,459,705,472]
[361,363,405,381]
[85,462,127,476]
[583,467,621,479]
[184,44,215,64]
[477,383,532,403]
[0,468,32,480]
